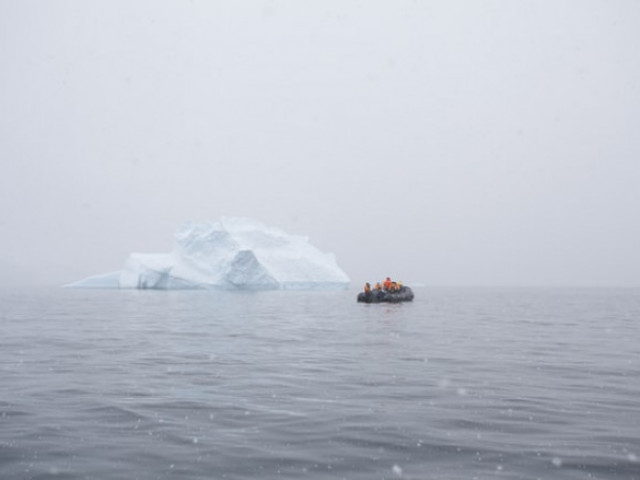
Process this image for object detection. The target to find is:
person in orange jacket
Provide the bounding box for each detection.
[383,277,392,291]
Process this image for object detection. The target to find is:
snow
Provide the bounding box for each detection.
[66,218,350,290]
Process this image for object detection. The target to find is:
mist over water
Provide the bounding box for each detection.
[2,287,639,479]
[2,2,640,288]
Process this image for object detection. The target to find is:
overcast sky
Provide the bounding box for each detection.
[1,1,639,288]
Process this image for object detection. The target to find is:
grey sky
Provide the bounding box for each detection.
[1,1,639,287]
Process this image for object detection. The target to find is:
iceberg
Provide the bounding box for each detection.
[66,218,350,290]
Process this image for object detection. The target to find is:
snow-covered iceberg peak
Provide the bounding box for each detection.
[67,218,350,290]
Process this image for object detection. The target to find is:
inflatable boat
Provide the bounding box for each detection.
[357,286,414,303]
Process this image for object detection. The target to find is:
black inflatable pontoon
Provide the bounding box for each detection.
[357,286,414,303]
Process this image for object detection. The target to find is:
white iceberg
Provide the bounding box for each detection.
[66,218,350,290]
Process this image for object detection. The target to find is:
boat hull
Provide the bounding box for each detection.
[357,287,414,303]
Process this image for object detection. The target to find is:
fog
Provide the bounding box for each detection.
[1,1,639,288]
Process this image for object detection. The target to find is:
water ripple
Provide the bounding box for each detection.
[1,287,639,479]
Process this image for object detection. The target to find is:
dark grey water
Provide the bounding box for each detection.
[1,287,639,480]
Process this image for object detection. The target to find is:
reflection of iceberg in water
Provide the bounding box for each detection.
[66,218,350,290]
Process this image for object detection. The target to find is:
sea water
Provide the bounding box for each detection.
[1,287,639,480]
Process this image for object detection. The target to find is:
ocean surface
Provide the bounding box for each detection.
[1,287,639,480]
